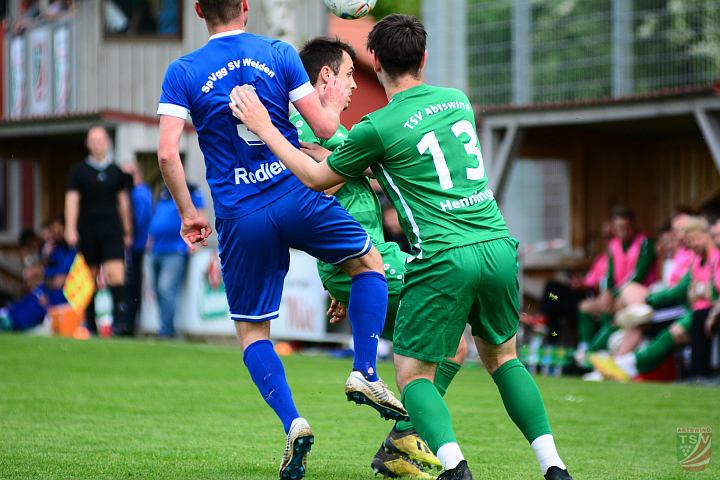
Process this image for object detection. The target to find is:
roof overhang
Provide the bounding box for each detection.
[0,110,194,139]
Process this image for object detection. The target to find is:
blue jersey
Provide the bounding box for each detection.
[157,30,314,219]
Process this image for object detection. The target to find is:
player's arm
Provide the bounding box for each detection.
[157,115,212,250]
[230,89,341,190]
[646,272,690,309]
[295,124,345,195]
[64,190,80,247]
[231,89,381,191]
[117,189,133,248]
[292,78,347,140]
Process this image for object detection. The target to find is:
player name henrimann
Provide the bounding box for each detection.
[439,189,495,212]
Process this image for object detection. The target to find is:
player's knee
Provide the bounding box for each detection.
[620,283,647,306]
[449,336,468,365]
[476,335,517,375]
[234,321,271,351]
[579,299,592,314]
[481,352,517,375]
[670,323,690,344]
[394,354,435,392]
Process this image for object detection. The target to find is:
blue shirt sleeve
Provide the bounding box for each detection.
[157,59,191,119]
[278,41,313,103]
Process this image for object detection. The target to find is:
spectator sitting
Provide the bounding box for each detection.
[611,210,697,356]
[0,218,75,333]
[149,183,204,338]
[591,216,719,382]
[575,206,656,363]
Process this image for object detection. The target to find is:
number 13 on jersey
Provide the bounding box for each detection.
[416,119,485,191]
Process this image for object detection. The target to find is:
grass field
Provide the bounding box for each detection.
[1,335,718,479]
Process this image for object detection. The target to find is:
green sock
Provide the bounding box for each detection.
[588,315,617,352]
[635,329,675,374]
[400,378,457,452]
[396,359,462,432]
[577,311,598,345]
[492,358,552,443]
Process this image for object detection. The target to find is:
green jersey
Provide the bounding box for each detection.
[290,111,387,279]
[327,84,508,259]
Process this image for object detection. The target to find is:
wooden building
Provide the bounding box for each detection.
[0,0,326,294]
[478,87,720,301]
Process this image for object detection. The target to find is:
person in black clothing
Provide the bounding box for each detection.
[65,125,133,335]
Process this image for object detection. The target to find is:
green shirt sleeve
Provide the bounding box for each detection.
[293,114,321,145]
[326,118,384,178]
[646,272,690,309]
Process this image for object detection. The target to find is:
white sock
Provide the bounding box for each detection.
[531,434,566,474]
[615,352,638,377]
[437,442,464,470]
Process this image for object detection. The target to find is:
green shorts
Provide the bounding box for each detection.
[393,237,520,363]
[320,241,408,340]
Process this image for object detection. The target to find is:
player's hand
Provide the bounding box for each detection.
[318,76,350,114]
[123,233,133,249]
[181,212,212,252]
[300,142,332,163]
[706,305,719,336]
[229,86,273,138]
[65,228,78,248]
[327,298,347,324]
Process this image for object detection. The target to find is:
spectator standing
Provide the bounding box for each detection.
[149,183,204,338]
[64,125,132,336]
[121,162,153,336]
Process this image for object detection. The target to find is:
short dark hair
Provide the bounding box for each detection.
[611,205,635,222]
[299,37,356,85]
[18,228,38,248]
[198,0,242,26]
[367,14,426,80]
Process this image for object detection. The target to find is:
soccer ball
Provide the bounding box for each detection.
[323,0,377,19]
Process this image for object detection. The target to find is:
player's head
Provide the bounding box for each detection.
[708,215,720,248]
[299,37,357,110]
[671,208,694,246]
[610,205,636,242]
[655,223,677,259]
[195,0,249,28]
[86,125,111,160]
[367,14,427,83]
[683,216,710,255]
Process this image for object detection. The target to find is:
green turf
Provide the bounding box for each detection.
[1,335,718,479]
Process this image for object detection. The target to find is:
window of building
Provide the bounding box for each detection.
[104,0,182,38]
[0,158,41,243]
[499,158,571,254]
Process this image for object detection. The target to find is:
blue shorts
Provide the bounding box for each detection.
[216,186,371,322]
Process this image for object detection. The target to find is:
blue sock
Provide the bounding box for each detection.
[243,339,300,433]
[348,271,388,382]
